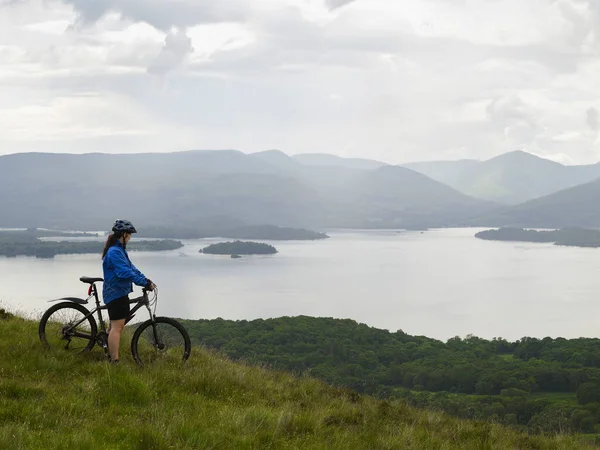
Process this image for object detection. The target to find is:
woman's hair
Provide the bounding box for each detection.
[102,233,120,259]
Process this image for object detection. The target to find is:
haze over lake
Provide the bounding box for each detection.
[1,228,599,342]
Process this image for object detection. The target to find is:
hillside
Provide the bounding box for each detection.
[0,150,495,231]
[475,179,600,228]
[0,313,594,449]
[404,151,600,205]
[293,153,387,170]
[326,165,499,228]
[402,159,480,188]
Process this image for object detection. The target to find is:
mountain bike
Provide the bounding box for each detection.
[38,276,191,366]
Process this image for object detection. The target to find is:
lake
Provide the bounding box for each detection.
[1,228,600,342]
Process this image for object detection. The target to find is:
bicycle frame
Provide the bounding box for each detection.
[61,283,156,341]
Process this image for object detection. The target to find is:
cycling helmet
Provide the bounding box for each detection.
[112,219,137,234]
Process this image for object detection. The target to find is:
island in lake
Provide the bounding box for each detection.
[200,241,278,256]
[0,230,183,258]
[475,227,600,248]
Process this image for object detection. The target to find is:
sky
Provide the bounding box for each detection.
[1,0,600,165]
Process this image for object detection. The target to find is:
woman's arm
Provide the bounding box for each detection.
[110,249,148,287]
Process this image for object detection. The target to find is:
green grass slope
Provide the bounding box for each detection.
[0,314,594,449]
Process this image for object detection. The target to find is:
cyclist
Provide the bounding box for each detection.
[101,219,156,363]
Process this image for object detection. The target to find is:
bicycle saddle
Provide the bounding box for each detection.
[79,276,104,284]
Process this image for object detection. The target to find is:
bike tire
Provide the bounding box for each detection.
[130,317,191,367]
[39,301,98,353]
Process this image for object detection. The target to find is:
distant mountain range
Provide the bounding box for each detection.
[2,149,600,231]
[403,150,600,205]
[0,150,495,231]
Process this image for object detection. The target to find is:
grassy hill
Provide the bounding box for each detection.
[0,312,593,449]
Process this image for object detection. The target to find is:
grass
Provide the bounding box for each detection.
[0,313,598,449]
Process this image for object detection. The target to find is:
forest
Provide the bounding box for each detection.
[180,315,600,435]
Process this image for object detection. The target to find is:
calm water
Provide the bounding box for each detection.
[1,228,600,341]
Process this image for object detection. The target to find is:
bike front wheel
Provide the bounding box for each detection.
[130,317,191,366]
[39,302,97,353]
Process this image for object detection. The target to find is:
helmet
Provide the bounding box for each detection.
[112,219,137,234]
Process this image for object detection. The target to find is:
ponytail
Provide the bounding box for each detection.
[102,233,119,259]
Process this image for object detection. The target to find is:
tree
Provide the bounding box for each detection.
[577,382,600,405]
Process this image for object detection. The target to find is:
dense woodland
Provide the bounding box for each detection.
[180,316,600,435]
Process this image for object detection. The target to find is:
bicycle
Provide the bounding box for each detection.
[38,276,191,366]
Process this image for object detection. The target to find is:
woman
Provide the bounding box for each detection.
[102,219,155,363]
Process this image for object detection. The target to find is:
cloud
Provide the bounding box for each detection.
[325,0,357,11]
[148,30,194,75]
[587,107,599,131]
[486,96,538,128]
[63,0,248,30]
[0,92,157,141]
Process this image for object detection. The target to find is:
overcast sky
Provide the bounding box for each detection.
[1,0,600,164]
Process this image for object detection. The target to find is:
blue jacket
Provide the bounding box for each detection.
[102,242,148,304]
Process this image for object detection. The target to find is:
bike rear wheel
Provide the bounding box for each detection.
[130,317,191,366]
[39,302,97,353]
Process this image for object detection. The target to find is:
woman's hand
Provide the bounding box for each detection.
[145,279,157,291]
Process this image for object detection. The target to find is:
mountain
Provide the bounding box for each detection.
[456,151,572,204]
[293,153,387,170]
[403,159,480,188]
[475,178,600,228]
[404,151,600,205]
[0,315,592,449]
[0,150,495,231]
[250,149,302,172]
[321,165,499,228]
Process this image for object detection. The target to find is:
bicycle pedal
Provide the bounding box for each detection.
[96,331,108,348]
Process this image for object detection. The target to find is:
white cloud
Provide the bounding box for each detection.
[0,93,157,141]
[63,0,249,30]
[325,0,357,11]
[147,30,194,76]
[552,131,583,142]
[186,22,255,64]
[587,106,599,131]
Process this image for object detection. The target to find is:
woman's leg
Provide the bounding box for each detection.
[108,318,126,361]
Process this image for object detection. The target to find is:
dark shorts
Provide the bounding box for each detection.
[106,295,130,321]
